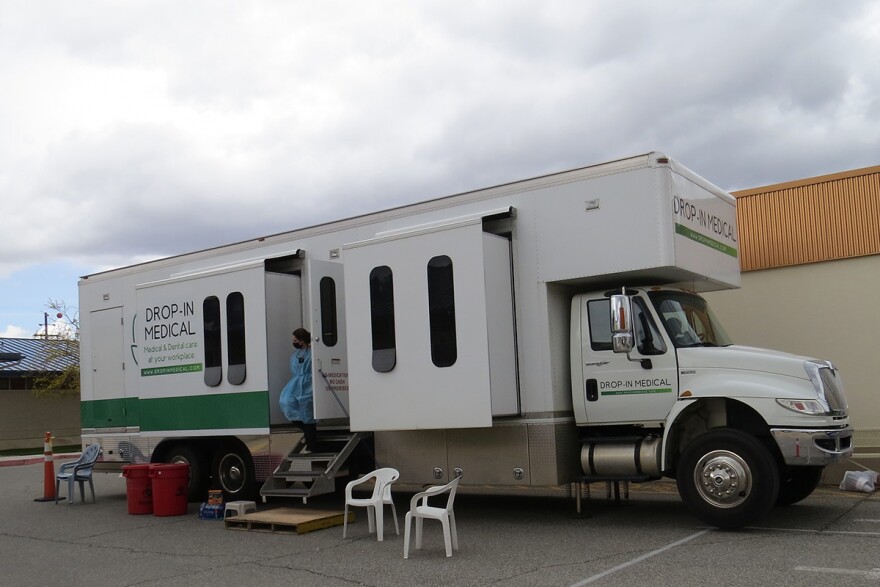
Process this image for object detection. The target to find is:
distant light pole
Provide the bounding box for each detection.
[40,312,63,339]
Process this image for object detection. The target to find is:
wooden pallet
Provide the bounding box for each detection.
[224,507,353,534]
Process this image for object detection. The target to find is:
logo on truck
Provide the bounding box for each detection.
[672,195,738,258]
[600,378,672,396]
[139,301,202,377]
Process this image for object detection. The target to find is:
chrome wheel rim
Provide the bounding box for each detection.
[693,449,752,509]
[218,453,245,493]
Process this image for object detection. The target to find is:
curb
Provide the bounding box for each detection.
[0,453,80,468]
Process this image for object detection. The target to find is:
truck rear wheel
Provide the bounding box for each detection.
[776,466,823,506]
[212,444,255,501]
[677,429,779,529]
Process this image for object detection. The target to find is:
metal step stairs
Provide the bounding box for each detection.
[260,430,369,503]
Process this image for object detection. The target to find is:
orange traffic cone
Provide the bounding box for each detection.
[34,431,62,502]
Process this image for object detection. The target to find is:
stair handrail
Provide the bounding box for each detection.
[322,432,368,477]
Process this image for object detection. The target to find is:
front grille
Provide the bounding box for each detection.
[816,435,851,452]
[818,365,848,413]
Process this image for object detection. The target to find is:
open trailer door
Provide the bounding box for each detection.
[343,212,517,431]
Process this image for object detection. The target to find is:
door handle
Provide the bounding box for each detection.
[586,379,598,402]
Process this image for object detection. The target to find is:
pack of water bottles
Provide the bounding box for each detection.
[198,489,225,519]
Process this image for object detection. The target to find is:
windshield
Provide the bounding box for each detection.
[647,290,733,348]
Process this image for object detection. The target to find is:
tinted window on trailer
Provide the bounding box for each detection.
[369,265,396,372]
[226,292,247,384]
[319,276,338,347]
[203,296,222,386]
[427,255,457,367]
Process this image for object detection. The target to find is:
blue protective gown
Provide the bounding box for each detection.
[279,347,314,424]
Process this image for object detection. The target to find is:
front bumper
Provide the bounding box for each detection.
[771,426,853,466]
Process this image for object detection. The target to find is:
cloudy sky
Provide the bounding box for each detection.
[1,1,878,337]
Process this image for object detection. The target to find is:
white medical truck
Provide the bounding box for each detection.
[79,152,852,528]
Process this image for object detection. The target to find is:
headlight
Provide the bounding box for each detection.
[776,398,827,416]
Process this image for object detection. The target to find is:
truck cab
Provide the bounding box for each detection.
[571,286,852,527]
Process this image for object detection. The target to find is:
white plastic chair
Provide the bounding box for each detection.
[343,467,400,541]
[403,476,461,558]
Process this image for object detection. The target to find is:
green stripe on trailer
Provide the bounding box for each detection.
[81,397,140,428]
[675,223,738,258]
[141,390,270,430]
[81,390,270,431]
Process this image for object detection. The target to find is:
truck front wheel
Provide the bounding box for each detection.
[677,429,779,529]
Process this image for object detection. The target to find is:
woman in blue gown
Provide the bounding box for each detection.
[279,328,317,450]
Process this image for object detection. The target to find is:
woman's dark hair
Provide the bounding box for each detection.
[293,327,311,342]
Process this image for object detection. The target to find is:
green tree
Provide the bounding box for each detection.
[32,300,80,398]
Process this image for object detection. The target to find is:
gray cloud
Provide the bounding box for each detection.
[1,0,878,280]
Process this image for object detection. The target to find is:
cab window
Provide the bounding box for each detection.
[588,297,666,355]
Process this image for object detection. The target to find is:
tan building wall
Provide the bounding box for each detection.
[0,391,81,450]
[701,164,880,480]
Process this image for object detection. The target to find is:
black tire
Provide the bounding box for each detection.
[676,429,779,529]
[212,444,255,501]
[165,444,208,502]
[776,466,823,506]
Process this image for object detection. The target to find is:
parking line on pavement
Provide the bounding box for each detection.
[570,529,711,586]
[795,566,880,580]
[747,525,880,538]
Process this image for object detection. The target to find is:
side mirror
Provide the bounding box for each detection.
[610,293,635,353]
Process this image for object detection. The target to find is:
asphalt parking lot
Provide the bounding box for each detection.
[2,460,879,587]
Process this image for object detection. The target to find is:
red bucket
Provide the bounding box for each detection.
[122,464,154,515]
[148,463,190,516]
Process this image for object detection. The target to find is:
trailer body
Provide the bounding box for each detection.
[79,152,851,527]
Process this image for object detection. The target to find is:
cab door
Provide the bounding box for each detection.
[577,294,679,424]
